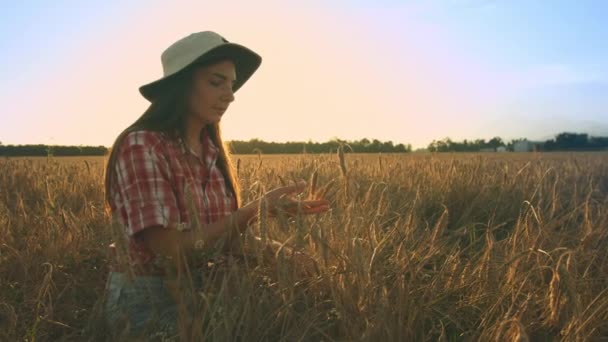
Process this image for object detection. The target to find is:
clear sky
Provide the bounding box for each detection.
[1,0,607,148]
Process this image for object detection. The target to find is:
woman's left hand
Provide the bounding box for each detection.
[262,180,331,217]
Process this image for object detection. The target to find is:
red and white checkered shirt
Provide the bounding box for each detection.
[109,130,237,264]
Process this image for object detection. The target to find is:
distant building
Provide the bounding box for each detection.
[496,146,507,152]
[513,141,530,152]
[480,148,495,152]
[513,140,543,152]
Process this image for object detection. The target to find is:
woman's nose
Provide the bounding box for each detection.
[222,87,235,103]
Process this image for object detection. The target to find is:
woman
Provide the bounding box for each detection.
[103,31,330,339]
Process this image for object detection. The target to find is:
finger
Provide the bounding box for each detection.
[283,206,328,216]
[280,202,330,215]
[301,199,330,207]
[299,201,331,211]
[280,198,329,209]
[302,205,331,214]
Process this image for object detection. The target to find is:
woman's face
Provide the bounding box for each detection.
[188,59,237,126]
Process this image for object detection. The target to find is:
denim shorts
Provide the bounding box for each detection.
[104,271,200,340]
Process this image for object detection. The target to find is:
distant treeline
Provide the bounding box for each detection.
[0,144,108,157]
[428,137,507,152]
[229,138,412,154]
[428,133,608,152]
[0,138,411,156]
[2,133,606,156]
[543,133,608,151]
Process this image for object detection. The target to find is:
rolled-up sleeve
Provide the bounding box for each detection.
[114,133,180,236]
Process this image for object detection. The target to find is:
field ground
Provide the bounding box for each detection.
[1,152,607,340]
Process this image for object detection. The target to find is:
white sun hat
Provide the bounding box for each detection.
[139,31,262,101]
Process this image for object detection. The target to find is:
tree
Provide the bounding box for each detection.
[488,137,504,149]
[555,132,588,149]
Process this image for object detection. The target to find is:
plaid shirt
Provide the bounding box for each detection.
[109,130,237,264]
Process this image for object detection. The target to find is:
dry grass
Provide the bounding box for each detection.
[1,152,607,341]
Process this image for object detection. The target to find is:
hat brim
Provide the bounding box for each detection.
[139,43,262,102]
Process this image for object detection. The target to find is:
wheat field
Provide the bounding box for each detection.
[1,152,607,341]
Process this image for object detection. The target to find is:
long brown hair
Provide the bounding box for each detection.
[104,60,241,212]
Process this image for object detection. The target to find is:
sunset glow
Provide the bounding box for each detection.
[1,0,607,148]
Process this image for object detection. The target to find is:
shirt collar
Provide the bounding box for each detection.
[175,128,219,163]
